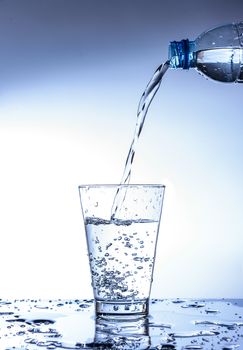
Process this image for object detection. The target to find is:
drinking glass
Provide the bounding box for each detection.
[79,184,165,317]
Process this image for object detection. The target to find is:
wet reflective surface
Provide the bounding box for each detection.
[0,298,242,349]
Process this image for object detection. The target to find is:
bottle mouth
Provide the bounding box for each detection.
[169,40,196,69]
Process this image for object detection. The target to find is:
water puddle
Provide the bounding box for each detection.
[0,299,242,349]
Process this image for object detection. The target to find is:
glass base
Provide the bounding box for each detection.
[95,299,149,318]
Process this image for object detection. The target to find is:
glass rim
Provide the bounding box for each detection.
[78,184,165,189]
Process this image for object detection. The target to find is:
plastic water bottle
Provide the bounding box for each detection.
[169,22,243,83]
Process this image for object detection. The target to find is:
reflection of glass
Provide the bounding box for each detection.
[94,315,151,349]
[79,184,165,317]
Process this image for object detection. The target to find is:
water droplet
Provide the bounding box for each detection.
[158,344,176,349]
[205,308,219,314]
[133,257,143,262]
[149,322,172,329]
[30,319,56,325]
[79,303,90,309]
[195,320,243,329]
[16,331,26,336]
[181,302,205,309]
[34,304,49,309]
[6,318,26,323]
[0,311,14,315]
[171,298,186,304]
[170,330,219,338]
[0,301,12,305]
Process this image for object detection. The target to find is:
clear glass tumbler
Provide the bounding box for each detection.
[79,184,165,317]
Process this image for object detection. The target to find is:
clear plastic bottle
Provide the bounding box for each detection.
[169,22,243,82]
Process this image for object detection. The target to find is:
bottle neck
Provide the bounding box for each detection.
[169,39,196,69]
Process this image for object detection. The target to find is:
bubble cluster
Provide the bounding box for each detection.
[85,218,159,301]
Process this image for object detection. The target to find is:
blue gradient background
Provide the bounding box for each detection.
[0,0,243,298]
